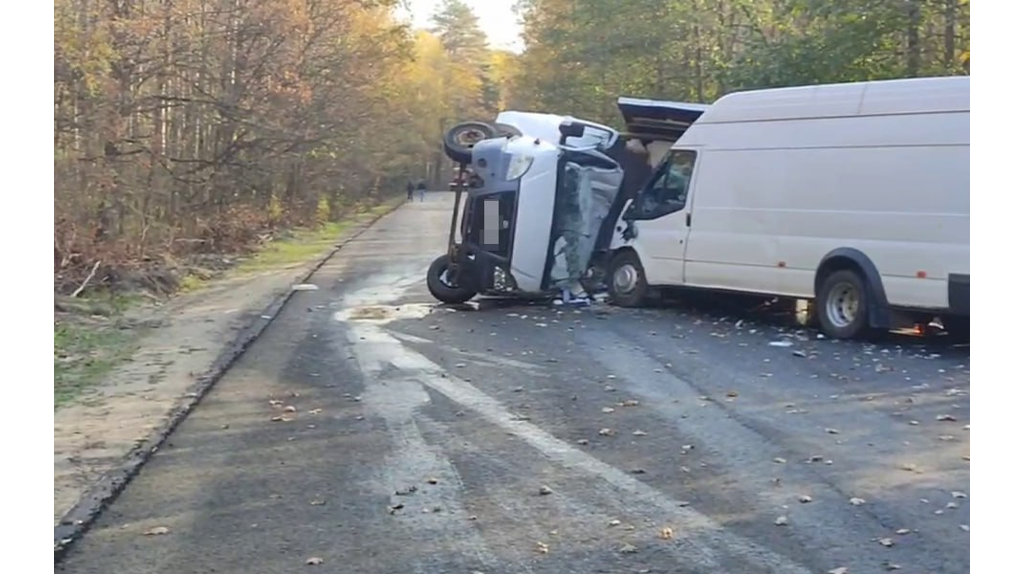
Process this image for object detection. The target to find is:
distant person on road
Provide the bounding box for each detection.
[406,180,414,201]
[416,180,427,202]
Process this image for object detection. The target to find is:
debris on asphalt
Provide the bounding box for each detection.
[608,519,621,527]
[659,527,674,540]
[895,528,911,535]
[774,515,789,526]
[951,491,967,499]
[959,524,969,532]
[536,541,549,554]
[388,503,404,514]
[883,561,902,571]
[309,498,327,505]
[599,428,615,436]
[726,390,739,398]
[283,405,297,413]
[773,457,787,464]
[768,340,793,347]
[577,439,589,445]
[602,407,616,413]
[799,495,813,503]
[395,486,417,496]
[619,543,639,554]
[825,427,840,434]
[879,537,894,547]
[292,283,319,291]
[621,399,640,407]
[936,414,957,421]
[632,430,648,436]
[144,526,169,536]
[850,497,866,506]
[270,415,293,422]
[828,568,849,574]
[629,468,646,474]
[305,557,324,566]
[426,477,439,485]
[539,485,553,496]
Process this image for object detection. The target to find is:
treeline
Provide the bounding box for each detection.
[510,0,970,125]
[53,0,503,292]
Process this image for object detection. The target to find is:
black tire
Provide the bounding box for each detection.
[443,122,496,164]
[494,122,522,138]
[942,315,970,342]
[427,255,476,305]
[607,250,649,307]
[815,269,871,340]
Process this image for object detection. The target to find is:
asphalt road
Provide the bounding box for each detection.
[59,193,970,574]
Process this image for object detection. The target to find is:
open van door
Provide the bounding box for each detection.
[594,97,710,269]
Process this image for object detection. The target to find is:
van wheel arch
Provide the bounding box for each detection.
[814,248,891,331]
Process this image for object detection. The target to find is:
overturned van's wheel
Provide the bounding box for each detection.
[427,255,476,305]
[607,250,649,308]
[443,122,496,164]
[815,269,871,340]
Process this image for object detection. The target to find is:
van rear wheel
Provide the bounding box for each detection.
[816,269,870,340]
[607,251,649,307]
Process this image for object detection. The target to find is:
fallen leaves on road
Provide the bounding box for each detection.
[850,497,866,506]
[305,557,324,566]
[144,526,169,536]
[659,527,674,540]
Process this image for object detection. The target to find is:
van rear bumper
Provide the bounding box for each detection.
[947,273,969,316]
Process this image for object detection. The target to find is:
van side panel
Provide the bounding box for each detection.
[680,110,969,310]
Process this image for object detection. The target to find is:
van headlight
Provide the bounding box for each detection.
[506,154,534,180]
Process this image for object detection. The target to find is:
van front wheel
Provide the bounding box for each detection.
[427,255,476,305]
[607,251,649,307]
[816,269,870,340]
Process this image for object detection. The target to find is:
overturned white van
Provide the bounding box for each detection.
[607,76,970,340]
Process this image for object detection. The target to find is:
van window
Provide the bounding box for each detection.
[632,150,696,219]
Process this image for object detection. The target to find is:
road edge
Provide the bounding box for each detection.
[53,199,404,563]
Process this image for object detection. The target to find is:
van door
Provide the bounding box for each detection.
[621,149,698,286]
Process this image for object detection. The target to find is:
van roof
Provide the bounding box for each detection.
[699,76,969,124]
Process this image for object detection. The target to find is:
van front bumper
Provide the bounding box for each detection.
[947,273,969,316]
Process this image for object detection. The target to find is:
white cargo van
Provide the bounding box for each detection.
[606,76,970,340]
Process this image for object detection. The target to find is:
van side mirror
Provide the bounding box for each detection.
[558,120,585,142]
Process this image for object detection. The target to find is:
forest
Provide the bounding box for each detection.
[53,0,970,293]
